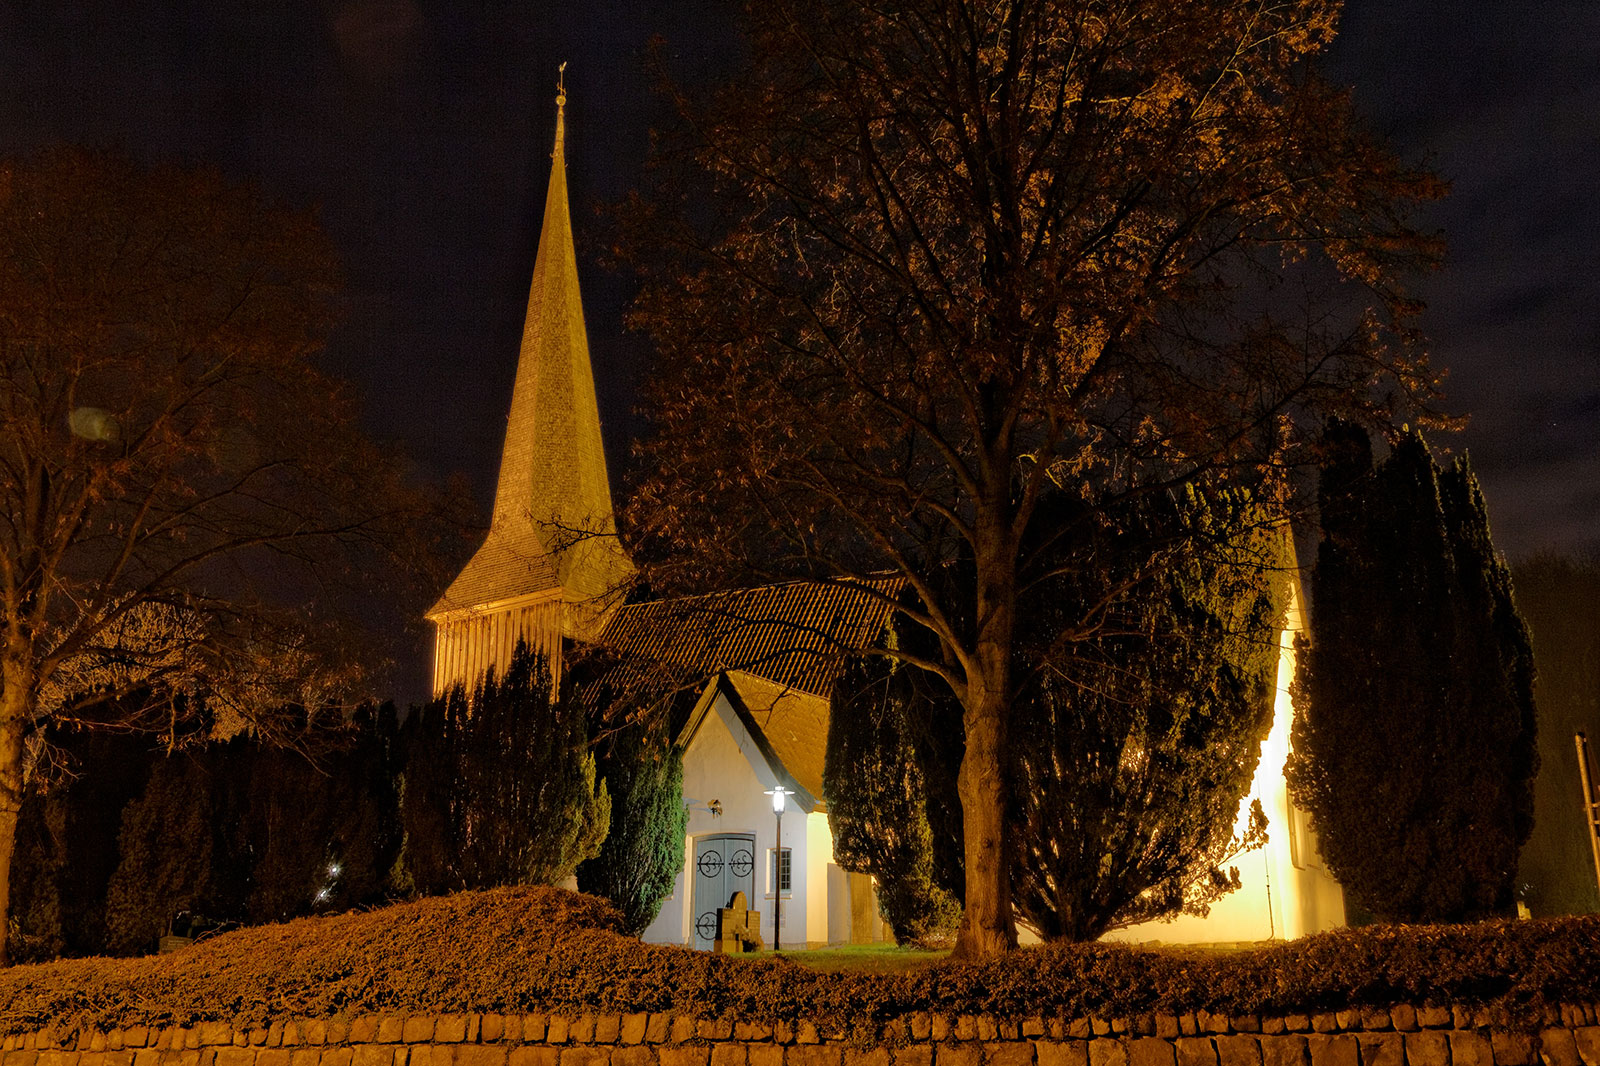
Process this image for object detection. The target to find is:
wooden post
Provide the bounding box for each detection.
[1575,732,1600,898]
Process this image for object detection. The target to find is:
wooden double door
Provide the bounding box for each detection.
[690,833,756,950]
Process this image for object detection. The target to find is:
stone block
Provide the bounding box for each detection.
[436,1018,470,1045]
[1283,1023,1309,1037]
[644,1017,670,1046]
[401,1021,433,1046]
[1542,1031,1583,1066]
[1024,1022,1046,1041]
[1386,1011,1415,1036]
[127,1034,151,1052]
[973,1020,996,1043]
[325,1023,351,1047]
[374,1021,403,1046]
[1312,1020,1337,1037]
[594,1017,620,1046]
[659,1050,709,1066]
[1233,1021,1261,1037]
[354,1047,393,1066]
[456,1049,508,1066]
[985,1045,1032,1066]
[786,1049,842,1066]
[1067,1024,1092,1043]
[614,1050,656,1066]
[617,1017,646,1046]
[1491,1033,1534,1066]
[1358,1014,1389,1034]
[957,1020,980,1043]
[525,1018,549,1045]
[936,1047,980,1066]
[736,1024,773,1044]
[557,1051,609,1066]
[711,1046,748,1066]
[1217,1036,1261,1066]
[894,1049,932,1066]
[1448,1032,1493,1066]
[290,1049,323,1066]
[547,1019,570,1047]
[1129,1039,1174,1066]
[1175,1039,1217,1066]
[1305,1036,1357,1066]
[1573,1028,1600,1066]
[201,1024,235,1049]
[1335,1017,1359,1035]
[1088,1042,1128,1066]
[479,1017,504,1045]
[794,1023,820,1047]
[508,1050,559,1066]
[1155,1021,1180,1042]
[1037,1045,1088,1066]
[1260,1036,1307,1066]
[1355,1033,1402,1066]
[571,1018,597,1045]
[214,1051,254,1066]
[258,1052,291,1066]
[321,1049,355,1066]
[349,1020,378,1045]
[843,1050,889,1066]
[1414,1011,1450,1032]
[1180,1020,1199,1040]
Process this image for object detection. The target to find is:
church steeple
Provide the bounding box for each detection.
[427,72,632,694]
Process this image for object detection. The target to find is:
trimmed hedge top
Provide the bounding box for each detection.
[1,887,1596,1037]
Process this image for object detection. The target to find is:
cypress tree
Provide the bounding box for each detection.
[102,750,219,955]
[577,721,688,936]
[1007,487,1283,941]
[824,655,963,945]
[1288,426,1538,922]
[397,642,610,892]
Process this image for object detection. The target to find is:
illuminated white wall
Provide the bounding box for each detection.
[641,682,829,948]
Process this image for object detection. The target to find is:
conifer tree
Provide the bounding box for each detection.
[825,656,963,945]
[1288,426,1538,922]
[1008,489,1282,940]
[577,722,687,936]
[102,752,219,955]
[397,642,609,893]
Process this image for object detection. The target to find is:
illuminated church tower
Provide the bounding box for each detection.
[427,77,632,695]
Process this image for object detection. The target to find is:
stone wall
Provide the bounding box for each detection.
[5,1004,1600,1066]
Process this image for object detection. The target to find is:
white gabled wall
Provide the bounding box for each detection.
[641,682,822,949]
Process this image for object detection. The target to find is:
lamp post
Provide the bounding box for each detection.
[765,785,793,951]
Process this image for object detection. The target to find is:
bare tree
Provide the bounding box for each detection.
[623,0,1445,956]
[0,147,431,964]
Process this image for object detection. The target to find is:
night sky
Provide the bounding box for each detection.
[3,1,1596,576]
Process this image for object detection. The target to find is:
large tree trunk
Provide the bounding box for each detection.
[951,520,1020,959]
[0,682,28,968]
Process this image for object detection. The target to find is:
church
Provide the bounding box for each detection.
[427,88,1345,950]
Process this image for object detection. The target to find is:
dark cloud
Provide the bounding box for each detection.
[1,0,1594,570]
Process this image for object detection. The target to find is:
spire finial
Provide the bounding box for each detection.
[554,62,568,157]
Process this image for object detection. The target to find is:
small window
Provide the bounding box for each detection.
[770,847,791,895]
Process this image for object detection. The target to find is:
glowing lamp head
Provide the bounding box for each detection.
[766,785,793,814]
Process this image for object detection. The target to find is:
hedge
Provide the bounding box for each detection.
[1,886,1596,1037]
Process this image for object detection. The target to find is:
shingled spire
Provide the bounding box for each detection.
[427,71,631,695]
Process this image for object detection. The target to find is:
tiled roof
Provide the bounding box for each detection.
[722,671,831,806]
[426,523,560,618]
[598,578,902,698]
